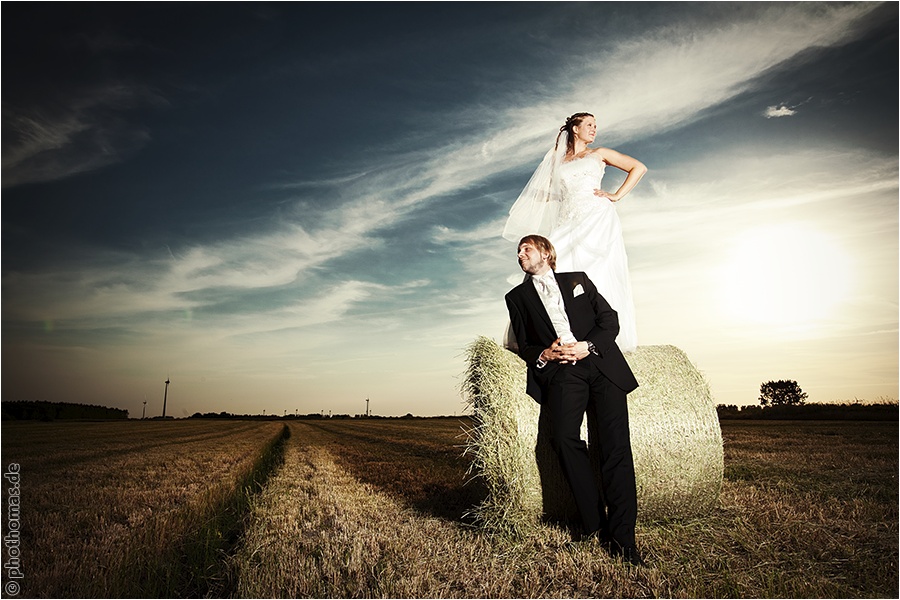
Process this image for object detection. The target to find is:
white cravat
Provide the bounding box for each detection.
[532,271,577,344]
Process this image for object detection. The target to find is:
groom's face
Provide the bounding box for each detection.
[517,243,550,276]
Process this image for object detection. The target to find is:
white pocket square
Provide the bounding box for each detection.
[573,284,585,297]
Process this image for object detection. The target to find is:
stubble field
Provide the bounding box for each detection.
[1,417,897,598]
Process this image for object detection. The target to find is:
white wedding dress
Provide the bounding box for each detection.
[550,157,637,352]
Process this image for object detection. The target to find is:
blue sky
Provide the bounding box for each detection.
[2,2,897,417]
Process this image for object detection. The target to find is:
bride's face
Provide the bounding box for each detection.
[572,116,597,144]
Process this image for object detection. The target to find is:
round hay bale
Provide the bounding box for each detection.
[626,344,724,521]
[461,336,541,536]
[462,336,723,534]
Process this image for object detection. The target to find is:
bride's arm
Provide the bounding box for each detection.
[592,147,647,202]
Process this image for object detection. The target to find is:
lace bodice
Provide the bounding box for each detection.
[558,157,607,224]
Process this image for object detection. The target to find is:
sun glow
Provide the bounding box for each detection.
[718,223,854,331]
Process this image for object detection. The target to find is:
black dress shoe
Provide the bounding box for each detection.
[580,529,613,549]
[617,545,646,567]
[608,541,646,566]
[581,528,609,542]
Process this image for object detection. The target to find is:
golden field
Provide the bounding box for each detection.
[1,417,897,598]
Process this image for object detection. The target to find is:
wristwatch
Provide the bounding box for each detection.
[586,341,598,355]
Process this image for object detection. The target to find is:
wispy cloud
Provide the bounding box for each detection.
[1,83,167,187]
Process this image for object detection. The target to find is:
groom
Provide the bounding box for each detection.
[505,234,643,566]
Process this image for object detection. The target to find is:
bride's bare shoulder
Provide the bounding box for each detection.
[593,146,646,171]
[586,148,609,163]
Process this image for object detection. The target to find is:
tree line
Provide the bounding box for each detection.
[2,401,129,421]
[717,380,897,420]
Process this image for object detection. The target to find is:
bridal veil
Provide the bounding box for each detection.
[501,131,568,242]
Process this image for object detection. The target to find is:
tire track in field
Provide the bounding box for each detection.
[159,423,292,598]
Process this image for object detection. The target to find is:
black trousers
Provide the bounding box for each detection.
[544,359,637,546]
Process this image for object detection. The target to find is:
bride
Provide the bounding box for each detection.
[503,112,647,352]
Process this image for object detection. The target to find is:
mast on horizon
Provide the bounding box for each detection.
[162,377,170,418]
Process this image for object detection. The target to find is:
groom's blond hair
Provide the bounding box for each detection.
[518,235,557,271]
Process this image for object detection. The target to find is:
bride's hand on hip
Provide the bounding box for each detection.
[594,189,620,202]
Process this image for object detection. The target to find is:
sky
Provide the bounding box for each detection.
[2,2,897,418]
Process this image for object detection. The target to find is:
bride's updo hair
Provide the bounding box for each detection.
[559,112,594,155]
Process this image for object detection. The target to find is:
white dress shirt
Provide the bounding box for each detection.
[532,271,577,345]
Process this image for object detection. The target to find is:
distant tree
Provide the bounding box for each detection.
[759,380,808,406]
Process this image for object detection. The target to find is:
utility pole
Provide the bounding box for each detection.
[162,377,170,418]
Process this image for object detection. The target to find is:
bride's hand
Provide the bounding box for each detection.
[594,189,620,202]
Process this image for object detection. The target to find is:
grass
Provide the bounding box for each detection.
[3,418,897,598]
[1,419,287,598]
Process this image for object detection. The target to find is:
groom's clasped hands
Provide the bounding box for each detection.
[541,337,591,365]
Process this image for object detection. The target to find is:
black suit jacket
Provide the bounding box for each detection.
[505,271,639,403]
